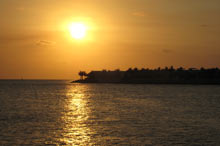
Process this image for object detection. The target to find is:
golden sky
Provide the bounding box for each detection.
[0,0,220,79]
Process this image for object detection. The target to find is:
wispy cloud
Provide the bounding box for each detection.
[200,24,209,28]
[36,40,56,46]
[132,11,146,17]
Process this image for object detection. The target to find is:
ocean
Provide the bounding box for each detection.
[0,80,220,146]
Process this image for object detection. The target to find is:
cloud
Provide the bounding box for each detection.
[36,40,56,46]
[200,24,209,28]
[132,11,146,17]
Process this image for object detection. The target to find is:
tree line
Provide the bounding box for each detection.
[77,66,220,84]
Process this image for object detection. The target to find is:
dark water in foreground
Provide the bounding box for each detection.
[0,80,220,146]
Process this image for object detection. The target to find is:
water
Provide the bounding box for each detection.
[0,80,220,146]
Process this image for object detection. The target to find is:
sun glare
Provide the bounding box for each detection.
[69,23,87,40]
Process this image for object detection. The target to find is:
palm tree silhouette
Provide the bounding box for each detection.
[78,71,87,80]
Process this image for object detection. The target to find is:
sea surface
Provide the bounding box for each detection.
[0,80,220,146]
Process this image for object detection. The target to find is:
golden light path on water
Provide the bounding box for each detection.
[61,85,94,146]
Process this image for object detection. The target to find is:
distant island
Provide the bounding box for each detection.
[72,67,220,84]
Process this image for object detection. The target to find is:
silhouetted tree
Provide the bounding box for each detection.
[78,66,220,84]
[78,71,87,80]
[169,66,175,71]
[127,68,132,72]
[115,69,120,72]
[177,67,184,71]
[134,68,138,71]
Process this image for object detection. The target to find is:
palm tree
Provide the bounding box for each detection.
[78,71,87,80]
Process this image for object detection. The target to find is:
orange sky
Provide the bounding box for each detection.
[0,0,220,79]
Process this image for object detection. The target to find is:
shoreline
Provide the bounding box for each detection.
[72,80,220,85]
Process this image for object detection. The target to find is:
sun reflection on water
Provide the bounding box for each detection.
[60,85,93,146]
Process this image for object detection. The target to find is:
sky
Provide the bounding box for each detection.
[0,0,220,79]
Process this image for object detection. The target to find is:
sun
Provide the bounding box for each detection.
[69,23,87,40]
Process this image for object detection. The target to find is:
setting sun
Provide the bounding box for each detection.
[69,23,87,40]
